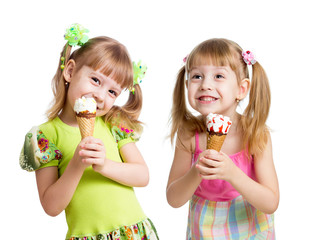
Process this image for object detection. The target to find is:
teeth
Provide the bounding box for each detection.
[200,97,216,101]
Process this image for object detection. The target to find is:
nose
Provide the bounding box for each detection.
[92,88,105,104]
[200,78,213,91]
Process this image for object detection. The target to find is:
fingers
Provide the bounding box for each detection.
[196,151,236,181]
[80,151,104,166]
[200,149,221,161]
[81,143,104,153]
[80,137,105,152]
[79,137,106,165]
[80,137,104,147]
[199,156,220,167]
[196,158,219,176]
[196,151,224,180]
[80,148,103,159]
[196,164,217,174]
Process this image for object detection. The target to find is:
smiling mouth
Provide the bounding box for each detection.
[198,96,218,102]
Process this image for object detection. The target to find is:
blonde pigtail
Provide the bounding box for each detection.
[46,43,72,120]
[170,66,204,144]
[170,67,187,143]
[105,84,143,134]
[241,61,271,155]
[122,84,143,120]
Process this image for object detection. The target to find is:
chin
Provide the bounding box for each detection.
[201,109,219,116]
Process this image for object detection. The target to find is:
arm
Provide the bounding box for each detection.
[99,142,149,187]
[166,132,202,208]
[35,142,88,217]
[82,137,149,187]
[197,135,279,214]
[230,136,279,214]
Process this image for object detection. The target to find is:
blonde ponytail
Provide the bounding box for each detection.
[46,43,72,120]
[105,84,143,133]
[241,61,271,155]
[170,66,204,143]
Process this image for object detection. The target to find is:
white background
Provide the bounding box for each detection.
[1,0,317,239]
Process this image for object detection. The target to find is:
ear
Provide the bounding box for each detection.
[237,78,250,100]
[63,59,76,83]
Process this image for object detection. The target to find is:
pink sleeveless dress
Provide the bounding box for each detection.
[186,132,275,239]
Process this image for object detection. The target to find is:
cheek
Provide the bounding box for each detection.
[105,96,116,109]
[187,90,197,110]
[187,84,196,98]
[187,88,195,105]
[218,83,239,98]
[66,85,80,106]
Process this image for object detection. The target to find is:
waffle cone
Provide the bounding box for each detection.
[76,116,95,139]
[206,132,226,151]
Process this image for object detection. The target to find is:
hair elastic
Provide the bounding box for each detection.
[182,54,189,80]
[130,61,147,94]
[242,50,256,65]
[60,23,89,70]
[183,54,188,64]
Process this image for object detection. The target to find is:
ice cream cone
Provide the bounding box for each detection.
[206,132,226,151]
[74,97,97,139]
[206,113,232,152]
[76,116,95,139]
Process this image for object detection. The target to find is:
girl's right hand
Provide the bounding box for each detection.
[70,138,93,171]
[196,149,238,182]
[195,149,211,177]
[195,149,223,179]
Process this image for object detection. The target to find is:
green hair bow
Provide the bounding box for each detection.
[64,23,89,46]
[130,61,147,94]
[60,23,89,70]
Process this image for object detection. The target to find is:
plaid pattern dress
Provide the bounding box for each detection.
[187,195,275,239]
[187,133,275,239]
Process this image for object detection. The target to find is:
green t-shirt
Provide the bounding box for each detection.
[35,117,146,238]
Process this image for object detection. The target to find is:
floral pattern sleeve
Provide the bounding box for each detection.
[19,126,62,172]
[109,121,142,149]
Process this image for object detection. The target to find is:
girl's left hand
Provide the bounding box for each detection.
[79,137,107,172]
[196,149,238,182]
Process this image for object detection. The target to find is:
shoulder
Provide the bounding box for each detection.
[38,118,60,142]
[19,119,63,172]
[106,116,142,144]
[253,132,272,162]
[175,127,196,154]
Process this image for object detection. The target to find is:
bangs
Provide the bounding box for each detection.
[73,37,133,89]
[186,39,240,73]
[87,51,133,89]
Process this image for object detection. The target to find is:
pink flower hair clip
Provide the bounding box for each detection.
[242,50,256,65]
[183,54,188,65]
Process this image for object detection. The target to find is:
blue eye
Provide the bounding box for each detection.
[192,74,202,80]
[215,74,224,79]
[109,90,117,96]
[92,77,100,85]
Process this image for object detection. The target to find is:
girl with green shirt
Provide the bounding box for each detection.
[20,24,159,240]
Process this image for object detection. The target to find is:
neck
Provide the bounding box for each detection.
[59,108,78,127]
[227,113,241,136]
